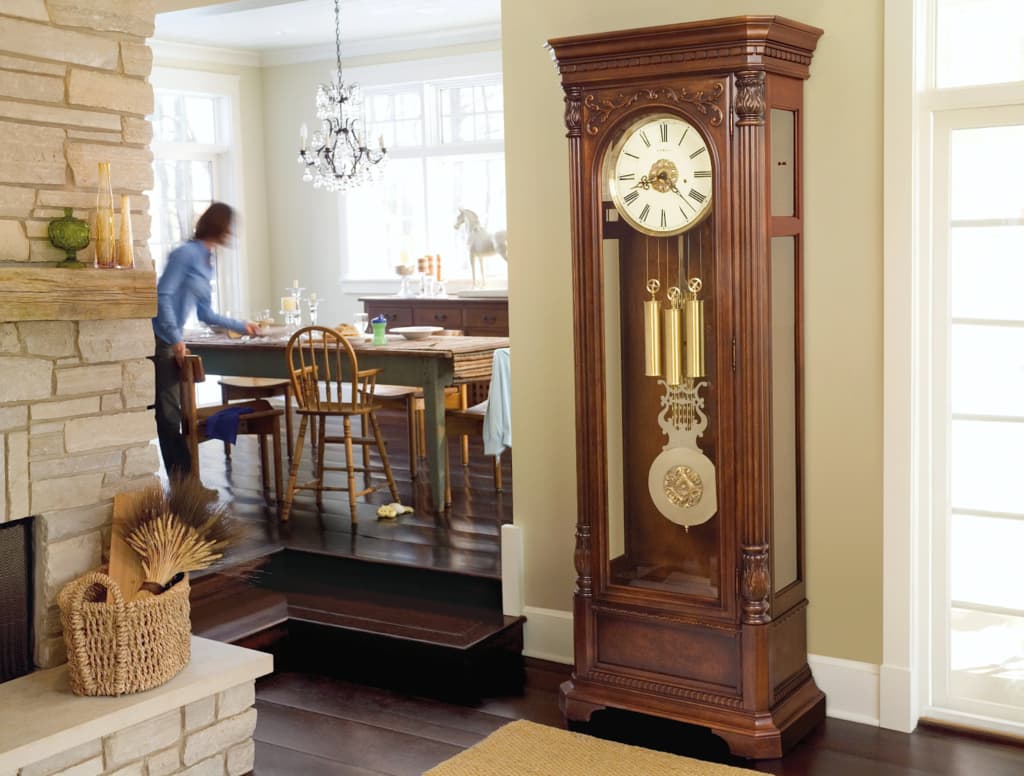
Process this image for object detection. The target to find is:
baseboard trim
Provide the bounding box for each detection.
[521,605,573,665]
[520,605,882,725]
[808,654,880,726]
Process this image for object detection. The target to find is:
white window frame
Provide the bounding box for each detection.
[149,67,248,315]
[333,51,504,293]
[882,0,1024,736]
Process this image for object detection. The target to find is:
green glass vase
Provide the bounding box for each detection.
[48,207,90,269]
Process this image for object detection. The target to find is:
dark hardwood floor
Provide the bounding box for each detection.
[188,387,1023,775]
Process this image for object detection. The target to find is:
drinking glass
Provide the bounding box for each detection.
[353,312,369,334]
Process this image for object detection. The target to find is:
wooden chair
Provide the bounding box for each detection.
[443,400,502,506]
[179,355,284,504]
[218,376,294,459]
[282,326,400,523]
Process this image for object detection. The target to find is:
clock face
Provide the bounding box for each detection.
[608,114,713,236]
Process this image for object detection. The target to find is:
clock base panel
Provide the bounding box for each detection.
[559,670,825,759]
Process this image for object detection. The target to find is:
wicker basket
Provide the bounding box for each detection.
[58,569,191,696]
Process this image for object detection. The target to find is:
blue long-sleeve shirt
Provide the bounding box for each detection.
[152,240,247,345]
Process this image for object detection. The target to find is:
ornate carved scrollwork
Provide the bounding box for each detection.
[741,544,770,623]
[574,523,592,596]
[583,82,725,135]
[564,86,583,137]
[734,70,766,126]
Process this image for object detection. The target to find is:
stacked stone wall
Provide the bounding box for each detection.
[0,0,159,669]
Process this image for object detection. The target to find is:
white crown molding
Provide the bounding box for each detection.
[151,38,261,68]
[260,22,501,66]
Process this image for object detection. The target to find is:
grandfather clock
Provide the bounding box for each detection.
[547,17,824,758]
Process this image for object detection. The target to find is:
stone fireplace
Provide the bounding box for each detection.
[0,7,270,776]
[0,0,159,670]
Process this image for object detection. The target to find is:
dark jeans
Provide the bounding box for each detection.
[154,339,190,479]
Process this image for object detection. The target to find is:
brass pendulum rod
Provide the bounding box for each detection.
[684,277,705,380]
[663,286,683,387]
[644,278,662,376]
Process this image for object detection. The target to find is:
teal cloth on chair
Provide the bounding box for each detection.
[483,347,511,456]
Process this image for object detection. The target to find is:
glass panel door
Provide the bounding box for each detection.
[932,105,1024,728]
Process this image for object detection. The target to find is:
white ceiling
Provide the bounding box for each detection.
[155,0,501,56]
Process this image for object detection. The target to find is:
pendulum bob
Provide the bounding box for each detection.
[684,278,705,380]
[663,286,683,387]
[644,279,662,377]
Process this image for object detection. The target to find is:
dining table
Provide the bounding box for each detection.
[183,328,510,514]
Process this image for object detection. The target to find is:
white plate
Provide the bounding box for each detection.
[390,326,444,340]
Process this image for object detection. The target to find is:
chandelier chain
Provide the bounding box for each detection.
[334,0,343,80]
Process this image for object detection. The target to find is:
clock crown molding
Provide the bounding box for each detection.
[546,15,823,84]
[583,82,725,135]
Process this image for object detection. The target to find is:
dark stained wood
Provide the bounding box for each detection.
[186,402,512,579]
[547,16,824,759]
[361,296,509,336]
[250,668,1024,776]
[254,701,463,776]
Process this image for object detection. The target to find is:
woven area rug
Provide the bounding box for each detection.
[424,720,760,776]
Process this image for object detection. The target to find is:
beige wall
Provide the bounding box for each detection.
[502,0,884,664]
[260,42,501,328]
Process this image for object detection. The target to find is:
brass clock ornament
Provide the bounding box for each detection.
[549,16,824,759]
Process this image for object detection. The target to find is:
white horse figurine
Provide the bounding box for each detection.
[454,208,507,289]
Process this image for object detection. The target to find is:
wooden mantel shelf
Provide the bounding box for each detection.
[0,265,157,322]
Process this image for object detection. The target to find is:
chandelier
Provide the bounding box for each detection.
[297,0,386,191]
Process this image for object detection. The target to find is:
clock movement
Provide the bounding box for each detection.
[547,16,824,758]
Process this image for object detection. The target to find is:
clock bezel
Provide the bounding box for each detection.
[605,111,715,237]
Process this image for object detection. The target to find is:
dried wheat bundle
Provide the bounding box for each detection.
[119,479,244,592]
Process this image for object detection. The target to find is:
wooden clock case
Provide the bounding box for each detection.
[547,16,824,758]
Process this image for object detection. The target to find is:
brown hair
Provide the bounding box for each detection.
[193,202,234,242]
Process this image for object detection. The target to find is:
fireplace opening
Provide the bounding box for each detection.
[0,516,34,683]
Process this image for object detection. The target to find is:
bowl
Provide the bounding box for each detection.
[390,326,443,340]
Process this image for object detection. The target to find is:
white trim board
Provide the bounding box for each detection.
[151,38,260,68]
[520,606,882,726]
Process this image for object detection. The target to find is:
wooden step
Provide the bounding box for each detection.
[191,548,524,701]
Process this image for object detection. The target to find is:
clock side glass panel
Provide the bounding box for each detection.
[601,118,722,600]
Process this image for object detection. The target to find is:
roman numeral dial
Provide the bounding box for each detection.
[608,114,713,236]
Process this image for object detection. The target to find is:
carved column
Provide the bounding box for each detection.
[733,70,772,625]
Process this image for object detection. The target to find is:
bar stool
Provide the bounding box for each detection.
[218,376,294,459]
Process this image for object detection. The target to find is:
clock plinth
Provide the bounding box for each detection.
[548,16,824,759]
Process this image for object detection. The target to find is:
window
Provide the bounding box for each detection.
[923,0,1024,733]
[341,74,506,285]
[148,69,242,316]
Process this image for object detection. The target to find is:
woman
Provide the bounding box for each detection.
[151,202,258,482]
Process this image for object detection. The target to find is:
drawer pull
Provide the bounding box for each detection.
[434,313,447,322]
[483,315,495,323]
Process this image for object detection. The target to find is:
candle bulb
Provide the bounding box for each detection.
[300,123,308,151]
[310,292,317,303]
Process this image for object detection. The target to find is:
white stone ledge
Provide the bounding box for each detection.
[0,637,272,773]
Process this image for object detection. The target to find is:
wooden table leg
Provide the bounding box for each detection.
[419,360,447,514]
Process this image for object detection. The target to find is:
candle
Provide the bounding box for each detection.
[281,296,297,312]
[300,123,308,151]
[310,292,317,303]
[293,279,299,289]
